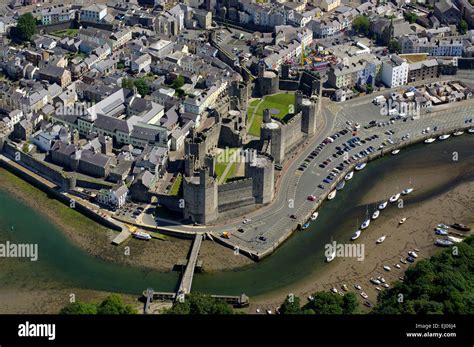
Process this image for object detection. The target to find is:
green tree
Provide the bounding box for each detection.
[388,39,401,53]
[12,13,37,42]
[171,75,185,89]
[134,78,149,96]
[121,78,134,90]
[97,294,137,314]
[304,292,344,314]
[459,20,468,34]
[342,293,358,314]
[60,302,98,314]
[279,295,303,314]
[353,15,370,35]
[165,293,233,315]
[404,12,417,24]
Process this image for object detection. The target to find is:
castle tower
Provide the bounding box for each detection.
[260,121,285,164]
[301,98,317,136]
[245,151,275,204]
[183,166,218,224]
[295,90,304,114]
[258,61,266,78]
[263,108,272,123]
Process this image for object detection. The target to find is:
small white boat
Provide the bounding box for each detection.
[355,163,367,171]
[399,217,407,224]
[424,138,435,144]
[453,131,464,136]
[391,149,400,155]
[447,236,463,243]
[468,128,474,134]
[133,231,152,240]
[402,187,413,195]
[389,193,400,203]
[330,287,338,293]
[376,235,386,244]
[328,190,337,200]
[438,134,450,140]
[435,239,454,247]
[336,180,346,190]
[311,212,319,221]
[437,223,449,230]
[372,210,380,220]
[395,264,401,269]
[361,219,371,230]
[383,265,391,271]
[378,201,388,210]
[326,249,336,262]
[408,251,418,258]
[345,171,354,181]
[351,229,361,241]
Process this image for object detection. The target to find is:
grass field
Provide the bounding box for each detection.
[215,148,239,183]
[50,29,79,38]
[168,174,182,196]
[247,92,295,137]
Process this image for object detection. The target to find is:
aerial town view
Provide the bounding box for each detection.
[0,0,473,343]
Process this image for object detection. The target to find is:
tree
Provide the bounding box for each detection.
[59,294,136,315]
[388,39,401,53]
[97,294,137,314]
[404,12,417,24]
[12,13,37,43]
[459,20,468,34]
[60,302,98,314]
[353,15,370,35]
[133,78,149,96]
[165,293,234,315]
[171,75,185,89]
[279,295,303,314]
[342,293,358,314]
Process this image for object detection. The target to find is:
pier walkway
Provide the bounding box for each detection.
[177,233,203,296]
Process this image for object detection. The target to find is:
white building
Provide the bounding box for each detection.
[80,4,107,23]
[96,185,128,208]
[381,55,409,88]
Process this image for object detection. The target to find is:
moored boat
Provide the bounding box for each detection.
[345,171,354,181]
[435,239,454,247]
[361,219,371,230]
[451,223,471,231]
[389,193,401,203]
[376,235,386,244]
[326,248,336,262]
[453,130,464,136]
[372,210,380,220]
[355,163,367,171]
[351,229,361,241]
[402,187,413,195]
[399,217,407,224]
[328,190,337,200]
[391,149,400,155]
[378,201,388,210]
[311,212,319,221]
[435,228,448,235]
[438,134,450,140]
[437,223,449,230]
[133,231,152,240]
[468,128,474,134]
[301,222,310,230]
[424,138,435,143]
[447,236,463,243]
[336,180,346,190]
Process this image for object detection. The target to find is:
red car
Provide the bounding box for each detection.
[307,195,316,201]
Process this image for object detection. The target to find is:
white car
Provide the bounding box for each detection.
[242,218,251,224]
[360,292,368,299]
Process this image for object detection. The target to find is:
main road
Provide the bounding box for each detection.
[141,92,474,259]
